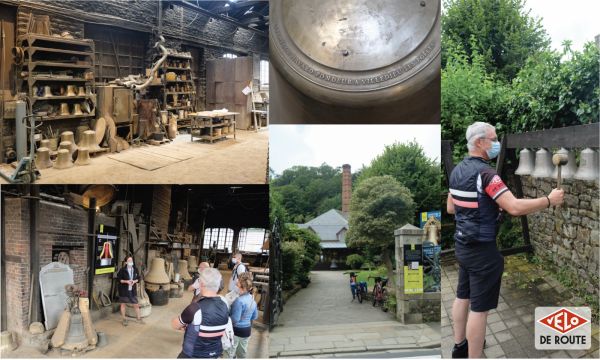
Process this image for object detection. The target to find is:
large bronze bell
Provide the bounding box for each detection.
[514,148,534,176]
[78,130,102,153]
[54,149,74,169]
[74,148,91,166]
[574,148,599,181]
[144,258,170,285]
[187,256,199,273]
[35,147,53,169]
[178,260,192,281]
[61,312,88,351]
[552,148,577,179]
[531,148,553,178]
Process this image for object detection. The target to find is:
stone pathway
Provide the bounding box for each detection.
[441,254,599,359]
[270,271,440,357]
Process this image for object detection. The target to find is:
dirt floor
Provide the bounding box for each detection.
[4,269,269,358]
[0,129,268,185]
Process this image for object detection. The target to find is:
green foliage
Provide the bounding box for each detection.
[496,216,524,249]
[271,164,343,223]
[277,225,322,289]
[508,43,600,131]
[280,241,303,290]
[358,141,441,214]
[345,254,365,270]
[442,0,550,80]
[441,48,511,163]
[384,293,397,314]
[347,176,415,280]
[347,176,416,249]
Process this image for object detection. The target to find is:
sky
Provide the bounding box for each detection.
[269,125,441,174]
[526,0,600,51]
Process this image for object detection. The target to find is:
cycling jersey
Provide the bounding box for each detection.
[449,156,509,245]
[178,297,229,358]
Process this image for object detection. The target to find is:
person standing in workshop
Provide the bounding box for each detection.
[189,261,211,297]
[447,122,564,358]
[172,268,230,358]
[227,272,258,359]
[117,256,145,326]
[228,252,247,293]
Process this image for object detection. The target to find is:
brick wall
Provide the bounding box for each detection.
[13,0,268,108]
[3,198,31,336]
[151,185,171,238]
[3,198,89,338]
[521,176,599,296]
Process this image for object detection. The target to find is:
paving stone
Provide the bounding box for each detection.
[503,317,521,329]
[499,339,522,355]
[549,350,570,358]
[484,344,506,358]
[485,334,498,346]
[487,313,502,323]
[494,330,514,343]
[489,320,508,333]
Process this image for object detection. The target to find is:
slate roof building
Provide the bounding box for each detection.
[295,165,353,269]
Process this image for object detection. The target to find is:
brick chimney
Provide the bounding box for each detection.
[342,164,351,214]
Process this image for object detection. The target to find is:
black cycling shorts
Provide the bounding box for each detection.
[455,241,504,312]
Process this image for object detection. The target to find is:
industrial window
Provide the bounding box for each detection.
[84,24,148,83]
[203,228,234,251]
[238,228,266,253]
[259,60,269,87]
[223,53,238,59]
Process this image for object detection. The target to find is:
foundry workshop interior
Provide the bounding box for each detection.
[0,184,270,357]
[0,1,269,184]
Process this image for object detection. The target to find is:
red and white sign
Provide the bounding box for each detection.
[538,308,588,334]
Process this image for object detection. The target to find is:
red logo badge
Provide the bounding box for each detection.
[538,308,589,334]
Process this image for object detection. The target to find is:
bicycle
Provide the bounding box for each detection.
[371,276,389,311]
[349,272,368,303]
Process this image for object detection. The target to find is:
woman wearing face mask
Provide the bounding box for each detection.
[226,272,258,358]
[446,122,564,358]
[117,256,145,326]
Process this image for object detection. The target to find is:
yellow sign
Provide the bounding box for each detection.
[404,265,423,294]
[95,267,115,275]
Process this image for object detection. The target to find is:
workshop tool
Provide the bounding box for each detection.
[0,109,41,184]
[552,148,576,179]
[552,152,569,190]
[574,148,599,181]
[551,151,569,231]
[514,148,534,175]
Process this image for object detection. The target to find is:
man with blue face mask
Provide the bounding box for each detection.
[447,122,564,358]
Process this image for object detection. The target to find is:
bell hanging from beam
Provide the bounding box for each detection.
[531,148,553,178]
[514,148,534,176]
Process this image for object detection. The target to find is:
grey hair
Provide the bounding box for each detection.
[199,268,222,292]
[466,122,495,151]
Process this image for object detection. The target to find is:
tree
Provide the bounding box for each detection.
[347,176,416,281]
[271,164,343,222]
[442,0,550,80]
[283,225,322,287]
[357,141,441,215]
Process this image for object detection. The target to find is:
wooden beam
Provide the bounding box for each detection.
[505,123,600,149]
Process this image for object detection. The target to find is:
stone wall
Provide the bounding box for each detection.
[520,176,599,296]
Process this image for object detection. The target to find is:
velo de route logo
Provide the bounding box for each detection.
[535,307,591,350]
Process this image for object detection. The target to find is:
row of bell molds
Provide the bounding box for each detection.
[515,148,599,180]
